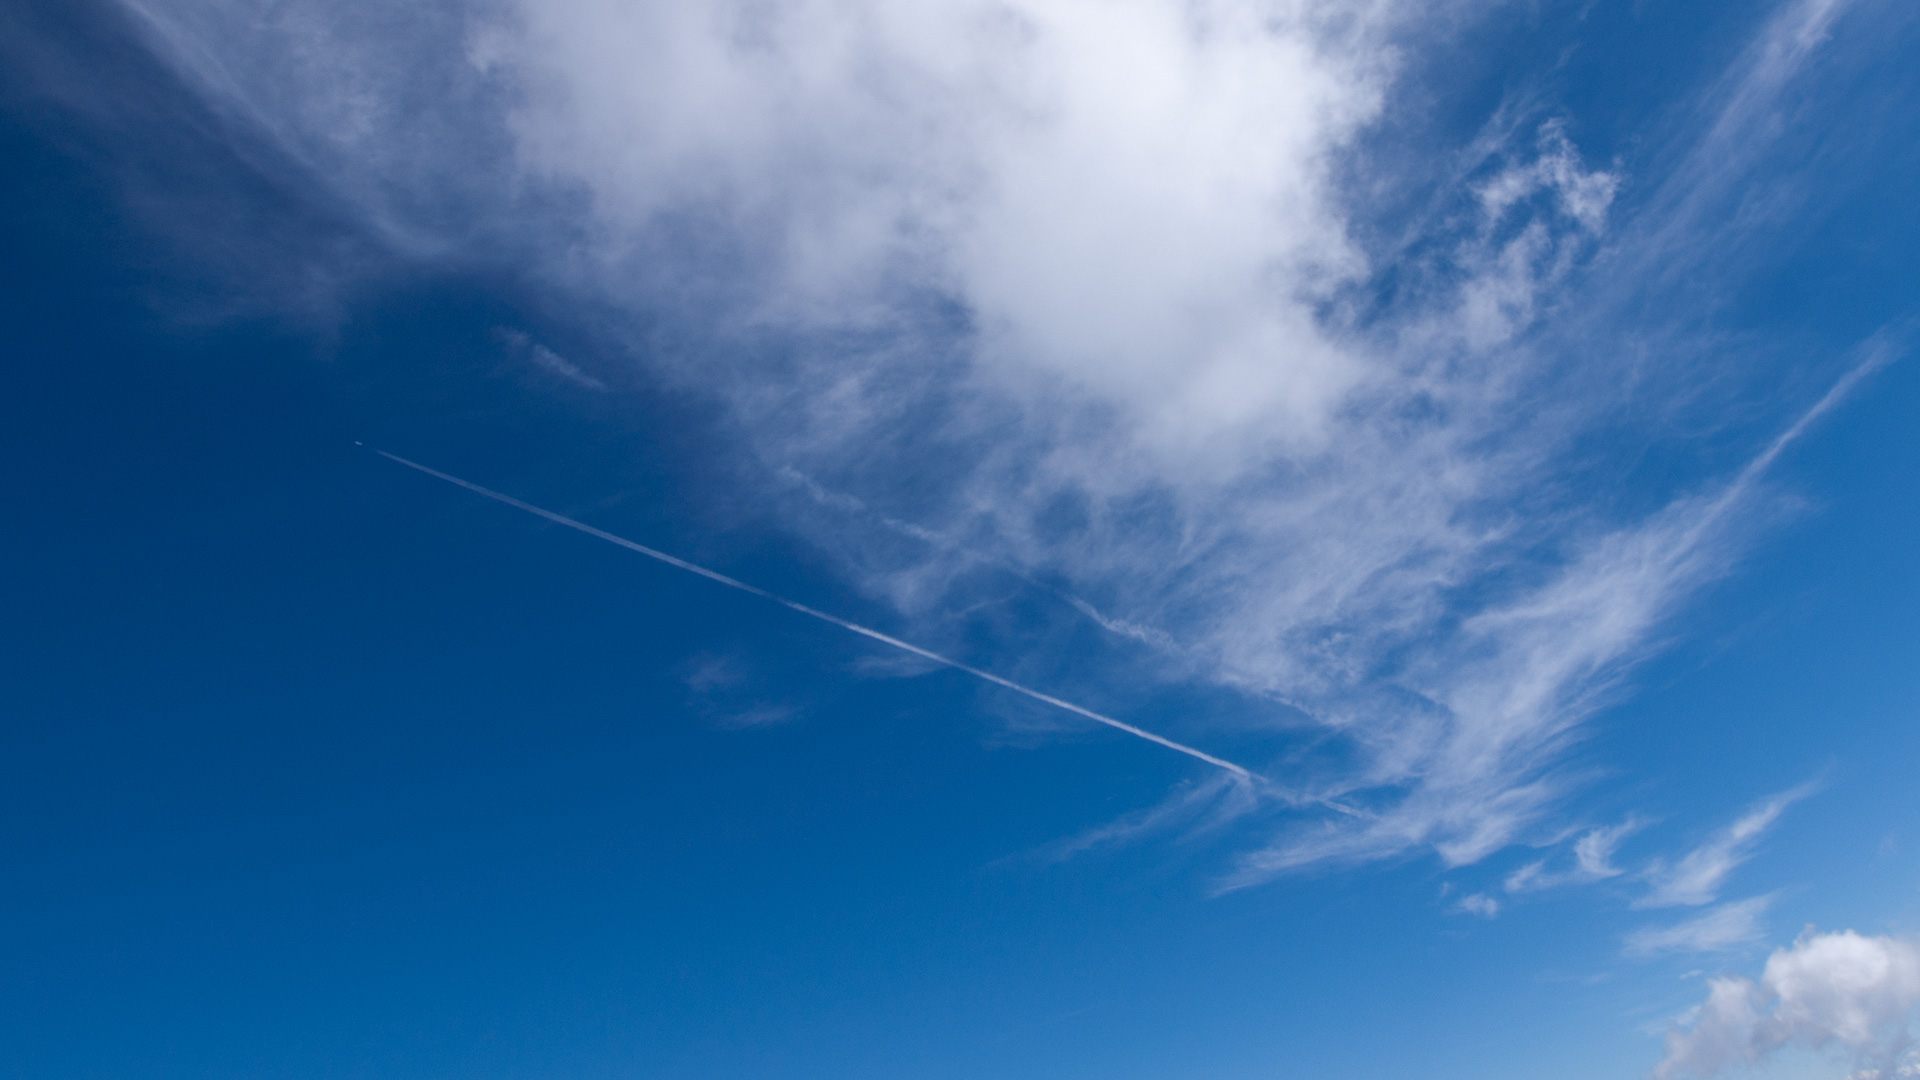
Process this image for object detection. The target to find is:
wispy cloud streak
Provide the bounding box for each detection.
[1218,345,1889,888]
[1638,782,1819,909]
[1505,816,1648,894]
[1626,896,1775,957]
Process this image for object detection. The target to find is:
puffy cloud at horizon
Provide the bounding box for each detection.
[1656,930,1920,1079]
[82,0,1888,881]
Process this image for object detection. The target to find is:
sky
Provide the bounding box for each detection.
[1,1,1918,1078]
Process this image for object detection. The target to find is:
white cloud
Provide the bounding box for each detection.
[94,0,1888,883]
[1506,816,1649,893]
[1574,819,1642,878]
[476,0,1400,466]
[1849,1051,1920,1079]
[495,328,606,390]
[1626,896,1774,957]
[1656,930,1920,1079]
[1639,786,1816,909]
[1454,892,1501,918]
[1037,771,1260,863]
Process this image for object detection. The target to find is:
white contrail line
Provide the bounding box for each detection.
[374,449,1254,778]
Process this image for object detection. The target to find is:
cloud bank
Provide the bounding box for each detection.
[70,0,1891,879]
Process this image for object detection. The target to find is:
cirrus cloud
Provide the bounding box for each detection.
[71,0,1893,884]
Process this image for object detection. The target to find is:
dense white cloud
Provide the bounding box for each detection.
[1656,930,1920,1079]
[475,0,1399,465]
[97,0,1878,881]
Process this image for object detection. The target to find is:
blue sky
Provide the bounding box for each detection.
[2,1,1918,1078]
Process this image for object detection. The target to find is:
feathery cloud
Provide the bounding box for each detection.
[81,0,1891,882]
[1507,816,1649,894]
[1639,785,1817,909]
[1626,896,1775,957]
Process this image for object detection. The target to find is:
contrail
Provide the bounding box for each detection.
[373,449,1254,778]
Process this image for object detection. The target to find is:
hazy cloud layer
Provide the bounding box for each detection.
[89,0,1887,879]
